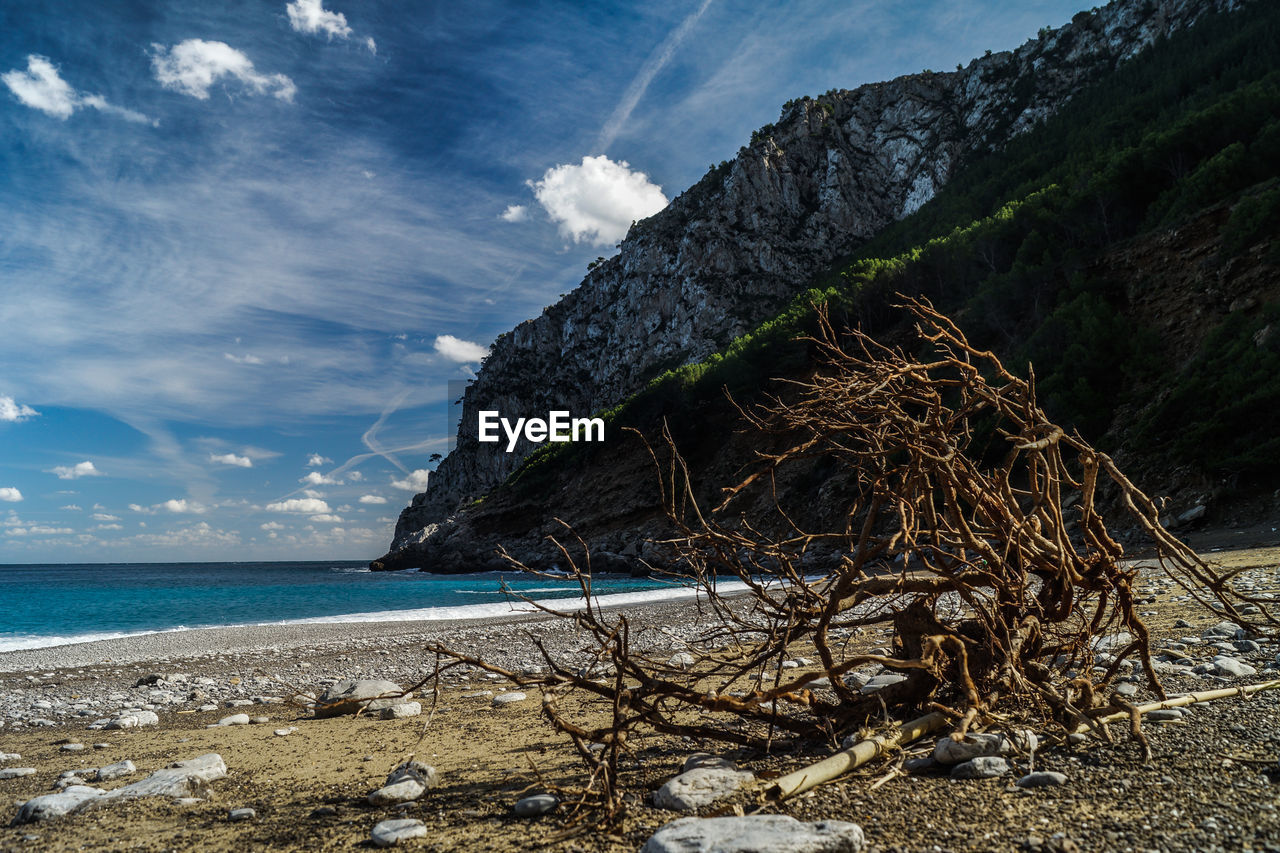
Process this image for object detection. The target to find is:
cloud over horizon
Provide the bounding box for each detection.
[530,155,667,246]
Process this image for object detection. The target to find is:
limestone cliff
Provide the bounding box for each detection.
[379,0,1246,569]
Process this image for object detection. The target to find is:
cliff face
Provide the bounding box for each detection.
[381,0,1245,567]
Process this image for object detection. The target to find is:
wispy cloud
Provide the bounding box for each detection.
[0,395,39,423]
[530,155,667,246]
[151,40,296,101]
[2,55,153,124]
[49,461,102,480]
[266,497,331,513]
[596,0,714,152]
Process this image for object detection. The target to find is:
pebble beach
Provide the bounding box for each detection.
[3,547,1280,852]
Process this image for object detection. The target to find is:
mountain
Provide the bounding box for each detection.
[375,0,1276,572]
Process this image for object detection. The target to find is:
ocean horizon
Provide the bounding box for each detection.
[0,560,685,653]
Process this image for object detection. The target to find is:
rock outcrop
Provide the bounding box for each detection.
[378,0,1247,570]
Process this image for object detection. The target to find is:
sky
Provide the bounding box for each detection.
[0,0,1088,563]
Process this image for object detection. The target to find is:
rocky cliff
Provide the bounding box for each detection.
[378,0,1247,569]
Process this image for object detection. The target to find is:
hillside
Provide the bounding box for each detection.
[374,0,1279,572]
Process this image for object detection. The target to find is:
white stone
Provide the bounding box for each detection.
[654,767,755,812]
[642,815,866,853]
[492,692,527,706]
[368,778,426,805]
[379,701,422,720]
[212,713,251,727]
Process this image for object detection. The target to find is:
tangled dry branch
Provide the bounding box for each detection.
[413,297,1275,818]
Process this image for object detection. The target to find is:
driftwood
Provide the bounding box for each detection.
[408,298,1274,819]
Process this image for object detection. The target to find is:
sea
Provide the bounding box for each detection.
[0,561,702,653]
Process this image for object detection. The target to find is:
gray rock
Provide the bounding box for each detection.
[93,761,136,782]
[1114,683,1139,698]
[642,815,866,853]
[0,767,37,779]
[212,713,251,727]
[492,692,527,706]
[368,778,426,805]
[1211,656,1257,678]
[379,701,422,720]
[683,754,738,773]
[859,673,907,694]
[513,793,558,817]
[0,752,20,762]
[13,786,105,823]
[274,727,298,736]
[371,818,428,847]
[59,743,85,752]
[314,679,408,718]
[654,767,755,811]
[950,756,1011,779]
[1017,771,1068,788]
[667,652,697,670]
[933,730,1036,765]
[229,807,256,821]
[98,753,227,802]
[1146,708,1185,722]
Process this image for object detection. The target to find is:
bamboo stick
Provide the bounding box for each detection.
[765,710,949,801]
[1077,679,1280,731]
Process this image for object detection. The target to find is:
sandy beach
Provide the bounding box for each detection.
[3,549,1280,852]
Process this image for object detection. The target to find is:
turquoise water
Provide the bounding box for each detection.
[0,561,673,651]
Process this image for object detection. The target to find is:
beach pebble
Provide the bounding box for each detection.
[60,743,85,752]
[0,767,37,780]
[492,692,527,706]
[368,778,427,805]
[950,756,1011,779]
[1017,771,1068,788]
[229,807,256,821]
[1209,656,1257,678]
[93,761,136,782]
[371,818,428,847]
[274,727,298,737]
[654,766,755,812]
[104,710,159,729]
[460,691,493,699]
[1114,683,1139,697]
[667,652,696,670]
[641,815,866,853]
[514,793,558,817]
[0,753,20,762]
[379,701,422,720]
[933,730,1036,765]
[212,714,251,727]
[315,679,408,718]
[1146,708,1185,722]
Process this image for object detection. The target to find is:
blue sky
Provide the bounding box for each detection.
[1,0,1087,563]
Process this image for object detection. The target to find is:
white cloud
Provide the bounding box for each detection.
[2,55,151,123]
[309,513,344,523]
[365,37,377,55]
[5,525,73,536]
[151,40,296,101]
[500,204,528,223]
[93,523,123,531]
[160,498,205,514]
[529,155,667,246]
[224,352,264,365]
[50,461,101,480]
[210,452,253,468]
[390,469,430,491]
[266,497,331,513]
[91,512,120,522]
[433,335,488,363]
[0,487,22,502]
[347,471,364,481]
[260,521,285,530]
[61,504,82,511]
[301,488,326,499]
[359,494,387,504]
[0,395,39,422]
[307,453,333,467]
[301,470,340,486]
[286,0,353,39]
